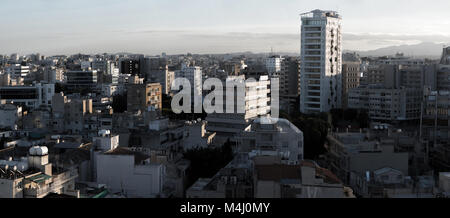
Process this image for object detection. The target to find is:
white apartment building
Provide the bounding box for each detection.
[300,9,342,113]
[5,64,30,78]
[206,75,271,145]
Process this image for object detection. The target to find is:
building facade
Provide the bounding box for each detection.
[300,10,342,113]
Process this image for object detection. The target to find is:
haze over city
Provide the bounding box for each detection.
[2,0,450,55]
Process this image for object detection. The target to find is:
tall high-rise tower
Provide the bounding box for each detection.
[300,9,342,113]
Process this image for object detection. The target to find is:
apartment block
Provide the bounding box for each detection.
[300,10,342,113]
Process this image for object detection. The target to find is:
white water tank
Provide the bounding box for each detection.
[98,129,110,137]
[36,146,48,156]
[29,146,48,156]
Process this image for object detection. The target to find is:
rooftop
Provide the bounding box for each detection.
[104,147,150,165]
[301,9,341,19]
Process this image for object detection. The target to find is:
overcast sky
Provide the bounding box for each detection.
[1,0,450,55]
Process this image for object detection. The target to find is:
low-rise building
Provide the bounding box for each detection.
[254,159,354,198]
[0,146,79,198]
[238,117,304,165]
[0,102,21,130]
[96,147,164,198]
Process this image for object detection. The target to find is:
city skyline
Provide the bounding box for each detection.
[2,0,450,55]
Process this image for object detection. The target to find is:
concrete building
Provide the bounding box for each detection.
[64,97,93,134]
[186,153,254,198]
[348,85,422,121]
[254,159,354,198]
[342,54,361,109]
[349,167,435,198]
[65,70,98,89]
[5,64,30,78]
[362,64,435,89]
[300,9,342,113]
[280,57,300,113]
[0,146,79,198]
[438,172,450,197]
[147,66,175,95]
[183,119,215,150]
[175,65,202,108]
[43,67,64,84]
[126,83,162,112]
[238,117,304,165]
[0,102,22,130]
[326,132,409,189]
[96,147,164,198]
[120,59,141,76]
[422,90,450,171]
[0,83,54,109]
[265,55,284,77]
[0,73,24,87]
[206,75,271,145]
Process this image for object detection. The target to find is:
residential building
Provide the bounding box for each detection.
[326,131,410,194]
[348,85,422,121]
[206,75,270,145]
[147,66,175,95]
[265,55,284,77]
[0,102,21,130]
[175,64,202,108]
[300,9,342,113]
[186,153,254,198]
[422,90,450,171]
[126,83,162,113]
[0,146,79,198]
[64,97,93,134]
[342,53,361,108]
[280,57,300,113]
[238,117,304,165]
[95,147,164,198]
[5,64,30,78]
[120,59,141,76]
[0,83,54,109]
[253,159,354,198]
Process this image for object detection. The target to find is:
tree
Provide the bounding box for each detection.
[286,111,331,159]
[183,141,234,187]
[112,93,127,113]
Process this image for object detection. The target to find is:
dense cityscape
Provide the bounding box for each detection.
[0,7,449,201]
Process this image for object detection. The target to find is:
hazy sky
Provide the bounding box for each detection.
[1,0,450,55]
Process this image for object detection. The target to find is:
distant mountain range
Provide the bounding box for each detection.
[346,42,448,59]
[108,42,448,59]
